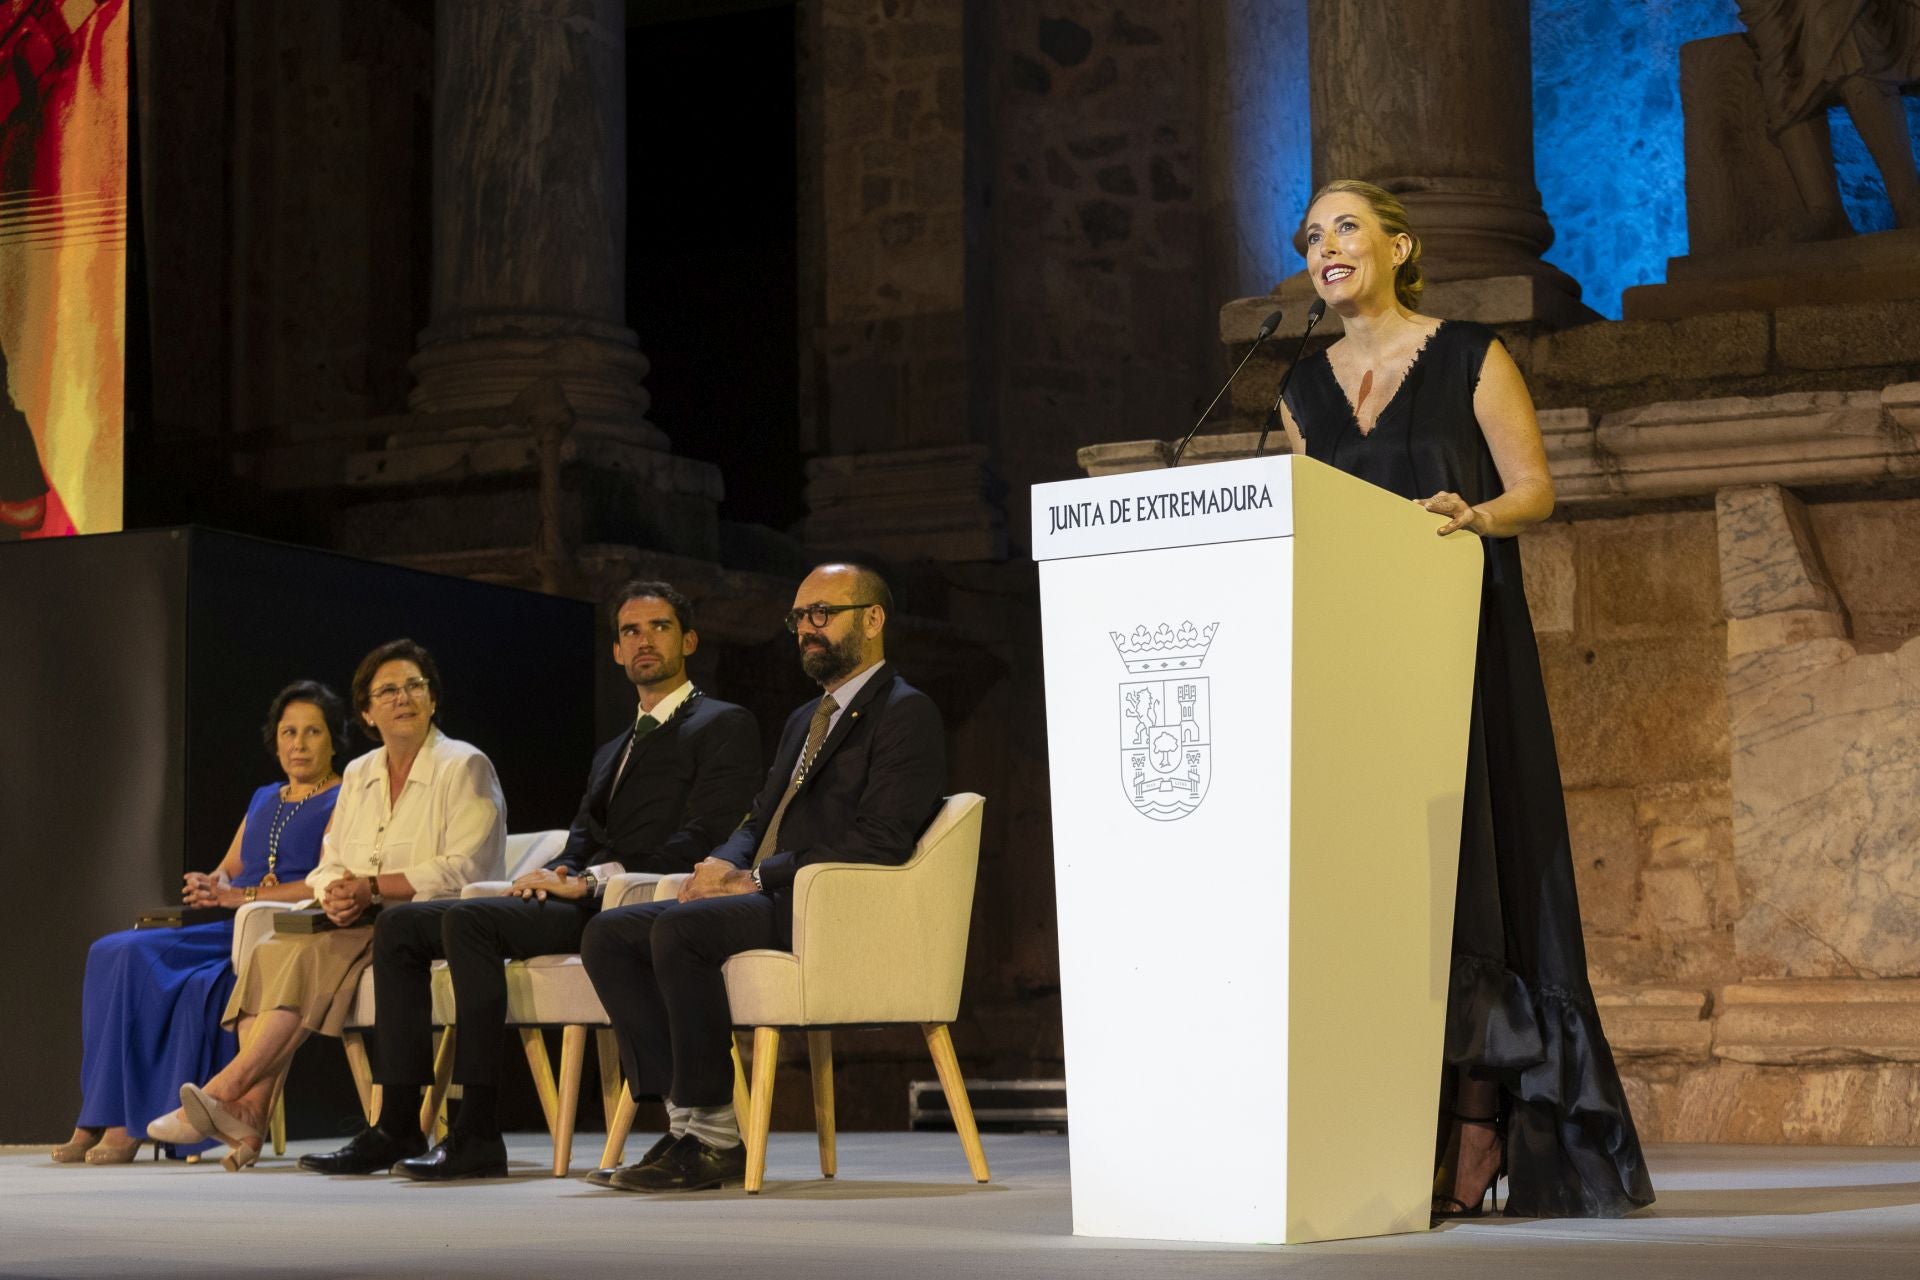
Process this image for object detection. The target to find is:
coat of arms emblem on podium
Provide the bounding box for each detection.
[1113,620,1218,821]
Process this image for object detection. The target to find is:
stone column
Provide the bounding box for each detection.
[795,1,1006,563]
[409,0,660,447]
[299,0,722,570]
[1282,0,1593,327]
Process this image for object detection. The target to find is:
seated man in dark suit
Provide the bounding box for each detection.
[300,580,762,1179]
[581,562,946,1192]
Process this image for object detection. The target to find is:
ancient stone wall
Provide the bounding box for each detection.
[1537,512,1737,994]
[1598,488,1920,1145]
[988,0,1220,543]
[226,1,433,432]
[805,0,971,458]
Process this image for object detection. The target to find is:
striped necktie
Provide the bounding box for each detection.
[752,693,838,868]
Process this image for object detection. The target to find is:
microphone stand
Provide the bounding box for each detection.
[1255,299,1328,456]
[1170,310,1282,467]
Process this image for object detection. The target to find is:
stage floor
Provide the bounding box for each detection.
[2,1136,1917,1278]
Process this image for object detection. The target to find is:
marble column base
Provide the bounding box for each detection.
[1623,228,1920,321]
[801,445,1007,563]
[248,401,723,564]
[408,325,667,451]
[334,425,721,561]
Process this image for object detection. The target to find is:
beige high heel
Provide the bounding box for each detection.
[145,1108,205,1146]
[221,1137,263,1172]
[179,1084,260,1149]
[50,1129,103,1163]
[84,1138,143,1165]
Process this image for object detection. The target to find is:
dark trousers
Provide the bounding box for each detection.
[371,897,596,1088]
[579,895,786,1108]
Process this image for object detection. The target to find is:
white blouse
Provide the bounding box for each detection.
[307,727,507,902]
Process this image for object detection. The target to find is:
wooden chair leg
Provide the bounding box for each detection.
[745,1026,780,1194]
[600,1085,639,1171]
[553,1025,587,1177]
[731,1036,751,1124]
[594,1028,622,1133]
[520,1028,560,1134]
[268,1071,288,1157]
[342,1031,378,1127]
[807,1030,836,1178]
[421,1025,457,1138]
[923,1023,990,1183]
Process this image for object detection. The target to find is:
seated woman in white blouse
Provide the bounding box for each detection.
[157,638,507,1169]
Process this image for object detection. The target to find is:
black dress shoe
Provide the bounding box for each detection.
[393,1130,509,1181]
[608,1133,746,1193]
[586,1132,677,1187]
[297,1126,426,1175]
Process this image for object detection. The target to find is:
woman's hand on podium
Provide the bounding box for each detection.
[1415,490,1485,537]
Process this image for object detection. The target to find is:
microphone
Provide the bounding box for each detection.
[1255,298,1328,456]
[1171,309,1283,467]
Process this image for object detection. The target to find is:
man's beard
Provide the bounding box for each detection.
[627,652,683,689]
[799,630,860,685]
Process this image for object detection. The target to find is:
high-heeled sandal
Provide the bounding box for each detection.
[1432,1111,1506,1220]
[50,1129,103,1163]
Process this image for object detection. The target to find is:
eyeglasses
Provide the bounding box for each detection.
[369,677,431,705]
[783,602,875,633]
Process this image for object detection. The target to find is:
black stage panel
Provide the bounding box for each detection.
[0,528,594,1142]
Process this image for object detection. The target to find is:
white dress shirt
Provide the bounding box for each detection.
[788,660,883,780]
[307,726,507,901]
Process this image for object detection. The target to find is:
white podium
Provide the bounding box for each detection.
[1032,454,1483,1245]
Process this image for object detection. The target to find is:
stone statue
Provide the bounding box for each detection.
[1737,0,1920,232]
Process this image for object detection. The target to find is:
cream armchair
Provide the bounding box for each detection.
[726,792,990,1193]
[330,831,566,1142]
[417,858,669,1176]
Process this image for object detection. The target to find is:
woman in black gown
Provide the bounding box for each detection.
[1278,179,1654,1220]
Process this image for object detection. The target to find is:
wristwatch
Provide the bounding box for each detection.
[749,867,763,892]
[243,886,258,903]
[367,877,383,907]
[579,870,601,898]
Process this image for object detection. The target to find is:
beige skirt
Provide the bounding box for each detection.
[222,926,377,1038]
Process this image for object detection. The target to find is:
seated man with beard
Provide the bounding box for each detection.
[581,562,947,1192]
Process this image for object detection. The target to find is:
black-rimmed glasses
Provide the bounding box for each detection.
[783,602,876,633]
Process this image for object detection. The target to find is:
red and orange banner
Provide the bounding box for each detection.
[0,0,127,540]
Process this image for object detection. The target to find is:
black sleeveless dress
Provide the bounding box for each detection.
[1284,320,1654,1218]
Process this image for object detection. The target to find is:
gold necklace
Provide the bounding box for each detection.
[261,774,336,886]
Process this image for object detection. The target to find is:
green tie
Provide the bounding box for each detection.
[752,694,838,868]
[610,712,660,795]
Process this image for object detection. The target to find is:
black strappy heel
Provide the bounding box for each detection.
[1432,1110,1506,1220]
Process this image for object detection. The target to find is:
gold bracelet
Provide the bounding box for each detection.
[244,886,259,902]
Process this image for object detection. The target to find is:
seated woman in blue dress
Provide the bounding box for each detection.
[51,681,350,1163]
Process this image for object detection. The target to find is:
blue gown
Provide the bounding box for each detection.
[75,782,334,1153]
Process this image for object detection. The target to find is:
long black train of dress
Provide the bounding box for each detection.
[1284,319,1655,1218]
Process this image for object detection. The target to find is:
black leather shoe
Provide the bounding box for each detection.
[608,1133,746,1193]
[586,1132,676,1187]
[393,1130,509,1181]
[297,1126,425,1175]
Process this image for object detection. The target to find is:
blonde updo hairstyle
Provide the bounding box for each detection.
[1307,179,1425,312]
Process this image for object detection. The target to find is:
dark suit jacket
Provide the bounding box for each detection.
[712,661,946,900]
[548,691,762,877]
